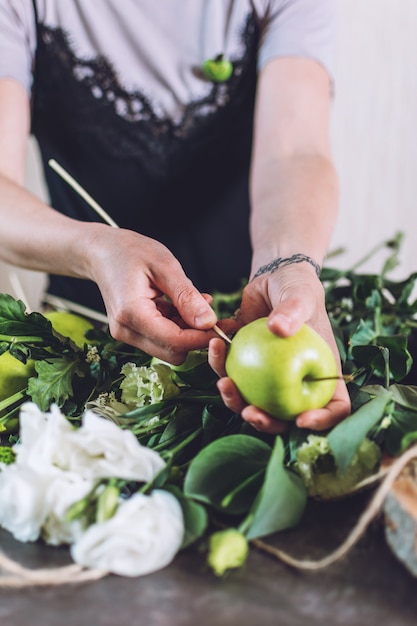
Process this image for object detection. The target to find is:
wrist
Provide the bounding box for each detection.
[73,222,115,281]
[251,253,322,281]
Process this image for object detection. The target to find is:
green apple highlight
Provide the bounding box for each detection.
[225,318,339,421]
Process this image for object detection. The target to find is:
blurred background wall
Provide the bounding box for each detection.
[329,0,417,278]
[1,0,416,310]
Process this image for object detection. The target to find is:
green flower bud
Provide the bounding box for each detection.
[65,496,91,522]
[96,483,120,523]
[207,529,249,576]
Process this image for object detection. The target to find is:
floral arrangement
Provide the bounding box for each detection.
[0,233,417,583]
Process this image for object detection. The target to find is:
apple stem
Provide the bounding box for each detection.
[304,374,355,383]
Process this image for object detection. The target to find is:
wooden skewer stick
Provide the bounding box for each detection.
[212,324,232,344]
[48,159,119,228]
[48,159,231,343]
[43,293,109,325]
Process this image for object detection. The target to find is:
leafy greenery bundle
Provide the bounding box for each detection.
[0,232,416,578]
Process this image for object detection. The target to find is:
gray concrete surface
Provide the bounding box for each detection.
[0,491,416,626]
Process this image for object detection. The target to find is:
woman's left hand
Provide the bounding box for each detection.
[208,264,351,434]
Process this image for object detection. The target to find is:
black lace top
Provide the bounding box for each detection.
[31,5,259,311]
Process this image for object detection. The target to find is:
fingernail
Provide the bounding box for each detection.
[270,313,292,334]
[195,308,215,327]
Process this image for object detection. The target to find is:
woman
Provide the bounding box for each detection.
[0,0,350,432]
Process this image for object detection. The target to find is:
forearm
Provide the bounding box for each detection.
[0,170,107,279]
[249,151,339,278]
[249,57,338,279]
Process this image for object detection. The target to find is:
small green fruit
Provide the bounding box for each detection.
[201,55,233,82]
[44,310,94,348]
[225,318,338,421]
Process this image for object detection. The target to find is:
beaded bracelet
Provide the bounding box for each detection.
[252,253,321,280]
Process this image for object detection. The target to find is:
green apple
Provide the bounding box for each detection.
[0,352,35,402]
[43,310,94,348]
[201,55,233,82]
[225,318,339,421]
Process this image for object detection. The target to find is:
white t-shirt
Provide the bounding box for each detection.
[0,0,336,122]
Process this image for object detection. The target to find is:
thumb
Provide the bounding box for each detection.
[162,274,217,330]
[268,295,315,337]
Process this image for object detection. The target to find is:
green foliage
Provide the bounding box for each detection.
[184,435,270,515]
[28,358,87,411]
[241,436,307,540]
[327,389,392,473]
[323,232,417,385]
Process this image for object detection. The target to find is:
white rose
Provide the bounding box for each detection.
[0,464,49,542]
[71,490,184,577]
[41,472,95,546]
[14,402,74,470]
[65,410,165,482]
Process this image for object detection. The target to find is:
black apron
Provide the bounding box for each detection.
[31,1,258,313]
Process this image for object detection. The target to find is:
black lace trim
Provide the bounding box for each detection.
[32,14,260,179]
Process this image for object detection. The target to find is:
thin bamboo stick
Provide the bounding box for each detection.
[48,160,231,343]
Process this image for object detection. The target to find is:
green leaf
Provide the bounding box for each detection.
[242,436,307,540]
[365,288,382,310]
[351,344,389,377]
[375,335,412,381]
[365,385,417,456]
[173,360,218,390]
[349,319,377,349]
[183,435,271,515]
[389,384,417,410]
[166,486,208,549]
[287,425,312,464]
[0,294,53,339]
[400,431,417,452]
[27,358,86,410]
[0,294,29,333]
[327,389,392,474]
[122,401,173,422]
[352,332,413,383]
[384,407,417,456]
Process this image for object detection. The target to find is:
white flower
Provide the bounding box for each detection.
[0,464,48,542]
[14,403,165,483]
[0,457,94,546]
[0,402,171,566]
[41,472,94,546]
[64,410,166,481]
[71,490,184,577]
[14,402,74,470]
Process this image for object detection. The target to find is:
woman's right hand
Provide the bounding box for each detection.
[86,225,218,364]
